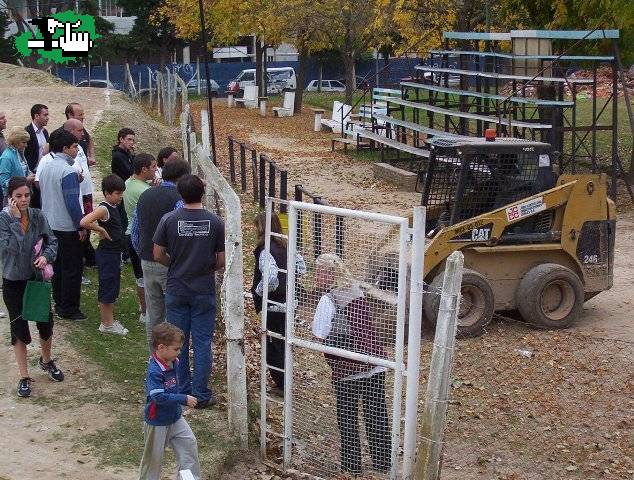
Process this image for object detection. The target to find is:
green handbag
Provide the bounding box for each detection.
[22,279,51,323]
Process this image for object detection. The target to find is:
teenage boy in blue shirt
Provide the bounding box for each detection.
[139,322,200,480]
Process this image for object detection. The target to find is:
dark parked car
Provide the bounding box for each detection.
[75,79,115,89]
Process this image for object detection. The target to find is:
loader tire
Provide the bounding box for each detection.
[423,269,494,338]
[517,263,584,329]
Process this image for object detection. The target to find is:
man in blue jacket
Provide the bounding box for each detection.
[139,322,200,480]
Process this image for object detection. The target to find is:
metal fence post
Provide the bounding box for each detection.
[402,206,426,479]
[259,154,266,209]
[283,203,299,469]
[280,170,288,213]
[415,250,464,480]
[228,141,236,184]
[268,159,276,205]
[251,148,258,203]
[239,143,247,192]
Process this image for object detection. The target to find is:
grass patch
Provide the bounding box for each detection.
[62,112,247,473]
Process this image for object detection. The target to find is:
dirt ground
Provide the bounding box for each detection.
[0,63,632,480]
[0,63,177,480]
[196,100,634,480]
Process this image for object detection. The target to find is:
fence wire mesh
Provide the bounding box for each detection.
[284,206,408,479]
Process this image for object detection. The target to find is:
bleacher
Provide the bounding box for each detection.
[331,30,617,190]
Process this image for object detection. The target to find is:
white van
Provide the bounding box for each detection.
[227,67,296,96]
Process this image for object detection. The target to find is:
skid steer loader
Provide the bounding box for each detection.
[414,137,616,337]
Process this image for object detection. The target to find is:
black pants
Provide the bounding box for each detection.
[52,230,83,316]
[83,238,96,267]
[117,203,129,261]
[3,278,53,345]
[266,310,285,389]
[334,372,391,474]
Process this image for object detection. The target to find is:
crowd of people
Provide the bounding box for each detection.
[0,104,227,479]
[0,104,389,478]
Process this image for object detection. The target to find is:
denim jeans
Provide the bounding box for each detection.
[142,260,168,352]
[165,292,216,403]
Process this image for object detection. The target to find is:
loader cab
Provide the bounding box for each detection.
[421,139,557,237]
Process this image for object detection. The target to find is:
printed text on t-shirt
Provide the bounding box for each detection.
[178,220,211,237]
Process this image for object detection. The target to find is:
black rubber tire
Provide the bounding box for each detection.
[423,268,495,337]
[516,263,584,329]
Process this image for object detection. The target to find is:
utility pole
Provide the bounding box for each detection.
[197,0,217,164]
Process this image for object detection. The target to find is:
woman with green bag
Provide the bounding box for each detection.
[0,176,60,398]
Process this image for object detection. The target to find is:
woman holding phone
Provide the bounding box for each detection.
[0,176,61,398]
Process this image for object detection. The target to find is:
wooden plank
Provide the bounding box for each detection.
[386,97,553,129]
[509,29,619,40]
[400,81,574,107]
[373,113,469,139]
[414,65,595,84]
[353,129,430,158]
[429,49,615,61]
[332,137,357,144]
[443,31,511,41]
[442,29,620,41]
[374,88,401,95]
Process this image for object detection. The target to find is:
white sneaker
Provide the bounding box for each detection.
[98,321,129,336]
[0,311,6,318]
[139,313,146,324]
[81,276,91,285]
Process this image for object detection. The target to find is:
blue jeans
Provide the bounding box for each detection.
[165,292,216,403]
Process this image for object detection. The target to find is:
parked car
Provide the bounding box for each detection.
[75,79,115,89]
[305,79,346,92]
[183,78,220,96]
[227,67,297,96]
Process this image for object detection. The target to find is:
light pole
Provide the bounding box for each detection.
[197,0,217,164]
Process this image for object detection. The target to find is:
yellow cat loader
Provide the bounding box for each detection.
[418,138,616,337]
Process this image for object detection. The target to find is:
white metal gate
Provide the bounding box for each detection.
[260,199,425,479]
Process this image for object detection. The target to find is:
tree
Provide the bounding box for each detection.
[119,0,184,66]
[157,0,286,96]
[0,10,17,64]
[308,0,387,104]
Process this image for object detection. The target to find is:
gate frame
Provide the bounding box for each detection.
[259,199,425,479]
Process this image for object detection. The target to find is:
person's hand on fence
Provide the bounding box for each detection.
[186,395,198,408]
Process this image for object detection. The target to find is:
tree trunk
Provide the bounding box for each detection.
[342,51,355,105]
[159,41,168,69]
[382,49,390,87]
[294,47,309,114]
[255,40,265,97]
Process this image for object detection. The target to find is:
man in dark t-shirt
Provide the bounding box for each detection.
[153,174,225,409]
